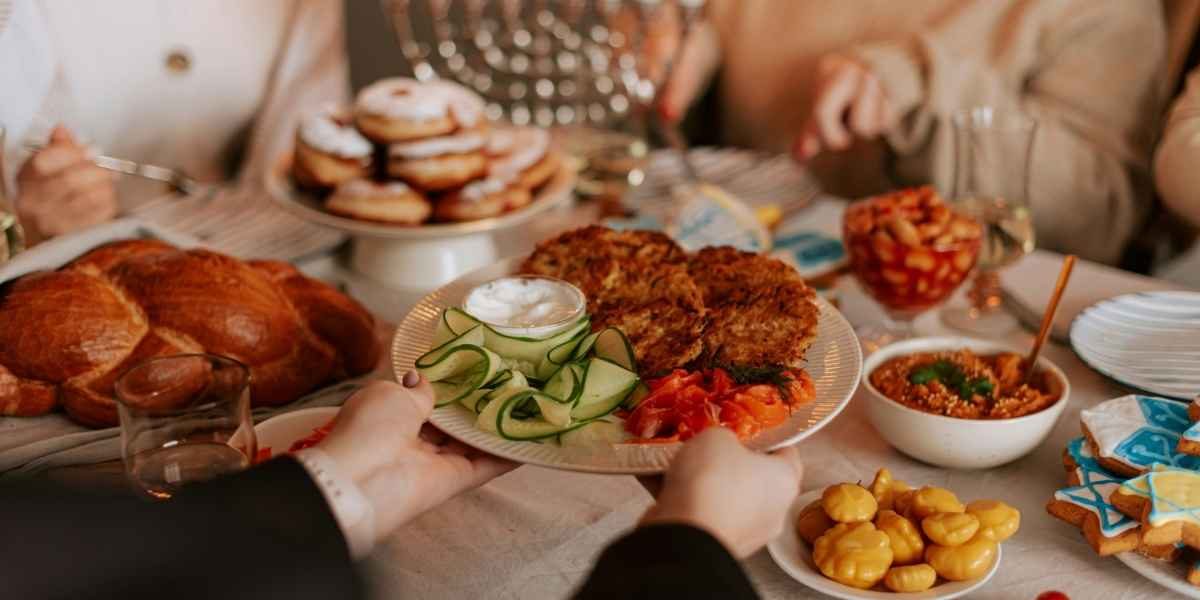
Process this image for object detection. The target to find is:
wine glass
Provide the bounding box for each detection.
[115,354,257,500]
[0,126,27,263]
[844,187,983,353]
[941,107,1037,335]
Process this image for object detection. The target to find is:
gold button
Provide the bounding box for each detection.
[165,48,192,74]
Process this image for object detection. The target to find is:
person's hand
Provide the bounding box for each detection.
[316,375,516,543]
[641,428,804,558]
[656,20,721,124]
[794,54,894,161]
[15,125,118,241]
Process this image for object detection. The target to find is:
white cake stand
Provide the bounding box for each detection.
[266,154,576,292]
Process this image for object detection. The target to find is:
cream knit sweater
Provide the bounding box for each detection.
[697,0,1167,264]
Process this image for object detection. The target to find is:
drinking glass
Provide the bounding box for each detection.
[116,354,257,500]
[0,126,27,264]
[941,107,1037,335]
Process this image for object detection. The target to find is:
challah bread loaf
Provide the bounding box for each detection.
[0,240,381,428]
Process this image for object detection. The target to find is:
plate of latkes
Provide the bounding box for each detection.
[391,226,863,474]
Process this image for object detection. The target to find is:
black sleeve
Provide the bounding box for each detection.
[573,524,759,600]
[1,457,364,600]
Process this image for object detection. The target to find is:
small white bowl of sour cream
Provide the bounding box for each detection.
[463,275,586,338]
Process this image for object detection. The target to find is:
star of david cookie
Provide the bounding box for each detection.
[1080,395,1200,478]
[1111,468,1200,551]
[1047,437,1143,555]
[1175,396,1200,457]
[1048,437,1184,559]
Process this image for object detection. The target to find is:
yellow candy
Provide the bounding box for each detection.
[893,489,917,520]
[875,509,925,565]
[966,499,1021,542]
[926,534,998,581]
[883,564,937,593]
[822,483,878,523]
[910,486,965,520]
[813,522,894,589]
[796,499,835,545]
[922,512,981,547]
[869,468,895,512]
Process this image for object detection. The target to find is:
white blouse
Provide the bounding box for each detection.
[1,0,349,207]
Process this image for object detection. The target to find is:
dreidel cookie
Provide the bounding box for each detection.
[1080,394,1200,477]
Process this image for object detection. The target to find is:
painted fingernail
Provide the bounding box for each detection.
[403,370,420,388]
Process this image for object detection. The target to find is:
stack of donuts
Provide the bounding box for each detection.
[292,77,562,224]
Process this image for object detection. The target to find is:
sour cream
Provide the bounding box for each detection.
[463,276,585,337]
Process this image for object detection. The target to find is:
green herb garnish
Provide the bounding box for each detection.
[715,364,795,396]
[908,360,995,401]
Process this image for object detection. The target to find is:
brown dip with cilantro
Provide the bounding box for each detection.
[869,350,1060,419]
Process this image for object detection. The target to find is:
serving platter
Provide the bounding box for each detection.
[767,490,1000,600]
[391,256,862,475]
[1115,549,1200,599]
[1069,291,1200,400]
[266,151,577,291]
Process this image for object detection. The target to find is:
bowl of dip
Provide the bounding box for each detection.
[860,336,1069,470]
[463,275,586,338]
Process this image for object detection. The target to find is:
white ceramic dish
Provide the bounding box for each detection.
[254,406,340,458]
[767,489,1000,600]
[860,337,1070,470]
[391,256,863,475]
[1070,291,1200,400]
[1116,549,1200,599]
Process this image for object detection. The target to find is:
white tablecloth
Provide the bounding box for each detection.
[299,198,1194,599]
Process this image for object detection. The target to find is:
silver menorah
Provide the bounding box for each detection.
[383,0,705,131]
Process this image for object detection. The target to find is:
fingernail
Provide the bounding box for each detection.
[403,370,420,388]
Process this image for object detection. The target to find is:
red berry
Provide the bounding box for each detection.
[1037,592,1069,600]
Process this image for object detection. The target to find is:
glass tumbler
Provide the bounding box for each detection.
[0,126,27,263]
[941,107,1037,335]
[116,354,257,500]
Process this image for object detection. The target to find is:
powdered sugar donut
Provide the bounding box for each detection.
[435,177,531,222]
[292,105,373,188]
[485,126,560,189]
[324,179,431,225]
[387,130,489,191]
[354,77,485,143]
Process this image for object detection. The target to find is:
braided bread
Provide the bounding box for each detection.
[0,240,380,427]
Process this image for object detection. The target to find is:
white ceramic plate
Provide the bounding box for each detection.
[1069,291,1200,399]
[1116,552,1200,599]
[767,490,1001,600]
[254,406,340,458]
[266,152,576,240]
[390,257,863,475]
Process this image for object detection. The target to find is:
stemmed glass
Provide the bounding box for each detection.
[116,354,258,500]
[844,187,983,353]
[941,107,1037,335]
[0,126,27,263]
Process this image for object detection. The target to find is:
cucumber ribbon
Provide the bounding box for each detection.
[417,308,641,441]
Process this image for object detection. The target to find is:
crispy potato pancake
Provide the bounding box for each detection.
[520,227,818,375]
[593,299,705,375]
[520,226,687,297]
[687,247,818,368]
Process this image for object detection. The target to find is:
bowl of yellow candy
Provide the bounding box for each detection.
[767,468,1019,599]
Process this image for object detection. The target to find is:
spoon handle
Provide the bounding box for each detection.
[1025,255,1076,381]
